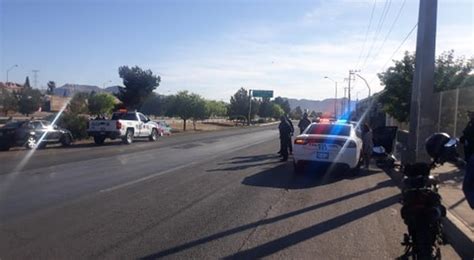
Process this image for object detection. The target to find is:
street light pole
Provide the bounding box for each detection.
[6,64,18,83]
[354,73,371,97]
[248,89,252,126]
[324,76,338,118]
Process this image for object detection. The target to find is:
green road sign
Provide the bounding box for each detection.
[251,90,273,98]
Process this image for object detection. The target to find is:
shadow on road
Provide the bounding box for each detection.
[242,162,382,190]
[140,179,395,259]
[224,193,399,259]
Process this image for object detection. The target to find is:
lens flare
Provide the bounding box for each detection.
[0,98,71,198]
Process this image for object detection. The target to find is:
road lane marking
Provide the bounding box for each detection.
[99,162,198,193]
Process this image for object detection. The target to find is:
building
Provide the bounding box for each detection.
[0,82,23,93]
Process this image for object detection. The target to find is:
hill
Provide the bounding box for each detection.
[287,98,357,115]
[53,84,121,97]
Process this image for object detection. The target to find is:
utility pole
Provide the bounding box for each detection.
[248,89,252,126]
[347,70,360,114]
[32,69,40,88]
[407,0,438,163]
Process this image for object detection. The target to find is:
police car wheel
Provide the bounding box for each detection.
[149,129,158,141]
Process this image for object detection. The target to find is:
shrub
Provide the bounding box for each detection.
[58,112,89,140]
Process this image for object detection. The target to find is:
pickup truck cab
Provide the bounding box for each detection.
[87,111,160,145]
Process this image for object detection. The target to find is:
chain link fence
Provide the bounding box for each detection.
[437,86,474,138]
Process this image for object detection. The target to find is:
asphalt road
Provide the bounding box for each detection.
[0,125,460,259]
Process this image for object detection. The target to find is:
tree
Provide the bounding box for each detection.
[116,66,161,109]
[141,93,171,116]
[0,89,18,115]
[23,76,31,89]
[378,52,415,123]
[17,87,42,116]
[47,81,56,95]
[273,96,291,114]
[290,106,303,120]
[228,87,259,123]
[205,100,228,118]
[434,50,473,91]
[378,50,473,123]
[88,93,116,116]
[68,92,89,115]
[271,103,284,119]
[166,91,208,131]
[258,98,273,118]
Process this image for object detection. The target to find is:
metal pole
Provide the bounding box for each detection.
[437,92,442,132]
[348,71,352,113]
[407,0,438,163]
[354,73,371,97]
[248,89,252,126]
[335,82,338,118]
[6,65,18,83]
[453,88,459,136]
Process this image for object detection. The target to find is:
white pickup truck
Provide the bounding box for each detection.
[87,111,160,145]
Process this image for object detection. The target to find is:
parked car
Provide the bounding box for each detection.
[87,110,160,145]
[292,122,363,173]
[0,120,73,151]
[156,120,172,136]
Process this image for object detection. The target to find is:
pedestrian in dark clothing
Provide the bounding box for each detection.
[298,113,311,134]
[286,115,294,154]
[361,123,374,169]
[460,111,474,161]
[279,116,292,161]
[463,154,474,209]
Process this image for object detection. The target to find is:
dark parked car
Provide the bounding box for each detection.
[0,120,73,151]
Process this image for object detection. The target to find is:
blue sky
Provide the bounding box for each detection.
[1,0,473,101]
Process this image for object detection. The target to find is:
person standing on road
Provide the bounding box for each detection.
[286,114,294,155]
[361,123,374,169]
[460,111,474,161]
[298,113,311,134]
[279,116,292,162]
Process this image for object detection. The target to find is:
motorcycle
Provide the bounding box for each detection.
[399,133,461,260]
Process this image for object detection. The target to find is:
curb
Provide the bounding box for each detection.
[382,166,474,258]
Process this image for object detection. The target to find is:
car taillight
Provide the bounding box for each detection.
[347,140,357,148]
[294,138,307,145]
[116,121,122,129]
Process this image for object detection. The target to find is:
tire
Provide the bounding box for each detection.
[149,129,158,141]
[122,129,134,144]
[61,134,72,147]
[25,136,37,149]
[94,136,106,145]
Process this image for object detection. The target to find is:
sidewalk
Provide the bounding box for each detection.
[383,162,474,258]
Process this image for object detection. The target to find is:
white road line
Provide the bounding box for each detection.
[99,162,198,193]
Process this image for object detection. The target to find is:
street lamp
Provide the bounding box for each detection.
[324,76,338,118]
[354,73,371,98]
[6,64,18,83]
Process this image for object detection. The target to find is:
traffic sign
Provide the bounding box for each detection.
[251,90,273,98]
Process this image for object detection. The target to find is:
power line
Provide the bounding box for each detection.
[369,22,418,84]
[361,0,392,70]
[355,0,377,69]
[370,0,407,63]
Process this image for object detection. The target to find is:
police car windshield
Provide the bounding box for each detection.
[306,124,351,136]
[111,112,137,121]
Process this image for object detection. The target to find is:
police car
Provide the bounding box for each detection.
[292,121,363,172]
[87,110,160,145]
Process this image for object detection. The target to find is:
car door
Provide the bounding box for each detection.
[42,121,62,141]
[138,113,151,137]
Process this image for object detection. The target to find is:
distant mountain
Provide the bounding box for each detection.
[104,85,120,94]
[53,84,122,97]
[288,98,357,115]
